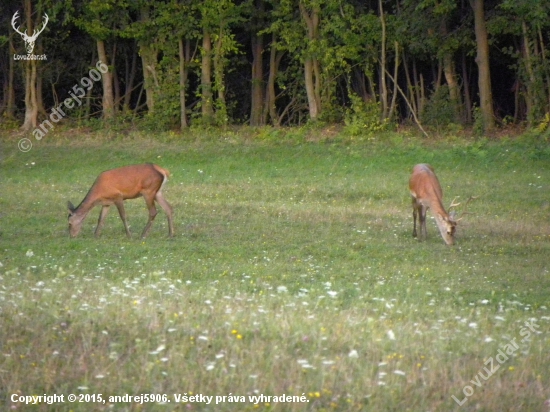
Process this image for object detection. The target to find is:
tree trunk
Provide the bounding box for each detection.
[201,30,214,123]
[378,0,388,120]
[21,0,38,131]
[299,2,321,120]
[470,0,495,131]
[178,38,189,130]
[388,42,400,121]
[214,30,227,125]
[36,64,46,117]
[21,59,38,131]
[461,51,473,123]
[439,18,462,123]
[352,67,372,103]
[402,51,416,119]
[4,32,16,118]
[123,43,137,113]
[139,7,157,113]
[250,33,264,126]
[443,53,462,122]
[112,42,120,111]
[304,58,319,119]
[264,34,283,126]
[538,28,550,113]
[97,40,115,119]
[521,20,536,126]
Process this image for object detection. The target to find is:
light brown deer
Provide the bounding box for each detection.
[68,164,174,239]
[409,164,474,245]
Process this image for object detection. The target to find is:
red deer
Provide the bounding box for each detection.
[68,164,174,238]
[409,164,474,245]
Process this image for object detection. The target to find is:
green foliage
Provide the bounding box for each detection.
[472,104,484,137]
[4,0,550,131]
[73,0,127,40]
[535,112,550,139]
[397,0,465,59]
[140,54,181,132]
[343,92,390,138]
[421,85,457,128]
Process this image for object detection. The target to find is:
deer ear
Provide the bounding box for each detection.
[67,201,76,213]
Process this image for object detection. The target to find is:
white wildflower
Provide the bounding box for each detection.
[149,344,166,355]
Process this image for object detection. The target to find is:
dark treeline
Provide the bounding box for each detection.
[1,0,549,135]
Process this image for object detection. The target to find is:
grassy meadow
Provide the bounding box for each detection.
[0,129,549,411]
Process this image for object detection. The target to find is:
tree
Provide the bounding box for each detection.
[196,0,243,125]
[397,0,470,125]
[470,0,495,131]
[153,0,198,130]
[2,0,547,132]
[16,0,48,130]
[74,0,123,120]
[498,0,550,125]
[249,0,267,126]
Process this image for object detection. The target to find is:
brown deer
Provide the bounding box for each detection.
[409,164,474,245]
[68,164,174,238]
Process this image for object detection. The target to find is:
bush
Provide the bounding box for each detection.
[421,85,457,129]
[343,93,390,138]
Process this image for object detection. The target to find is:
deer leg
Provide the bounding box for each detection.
[140,194,158,239]
[114,200,132,238]
[155,191,174,237]
[95,205,110,238]
[412,198,418,238]
[419,205,428,240]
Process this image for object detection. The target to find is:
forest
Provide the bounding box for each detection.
[1,0,550,135]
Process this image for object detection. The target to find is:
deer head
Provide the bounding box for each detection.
[11,11,49,54]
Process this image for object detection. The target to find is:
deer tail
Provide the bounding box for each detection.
[152,164,171,179]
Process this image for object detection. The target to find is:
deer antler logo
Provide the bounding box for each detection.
[11,11,49,54]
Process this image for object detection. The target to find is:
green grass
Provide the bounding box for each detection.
[1,131,549,411]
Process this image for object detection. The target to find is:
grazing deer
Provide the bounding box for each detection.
[68,164,174,239]
[409,164,474,246]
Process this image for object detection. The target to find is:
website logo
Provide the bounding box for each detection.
[11,11,48,60]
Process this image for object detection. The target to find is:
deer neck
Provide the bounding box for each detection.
[429,197,449,220]
[427,193,449,224]
[72,190,99,218]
